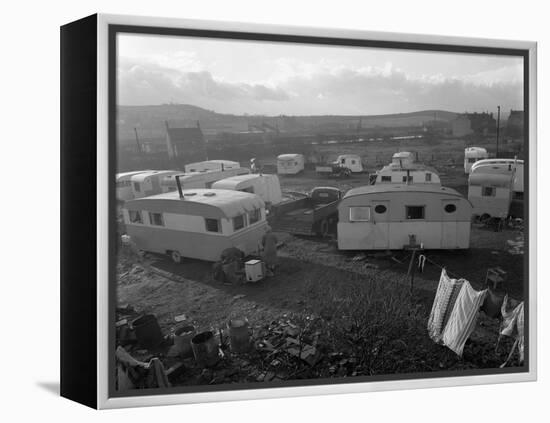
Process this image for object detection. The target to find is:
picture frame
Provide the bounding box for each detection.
[60,13,537,409]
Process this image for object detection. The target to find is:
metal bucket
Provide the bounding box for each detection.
[191,331,220,367]
[132,314,163,350]
[173,325,196,358]
[227,318,251,354]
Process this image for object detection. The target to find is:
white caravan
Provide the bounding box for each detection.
[123,189,268,262]
[184,160,241,173]
[335,154,364,173]
[464,147,488,174]
[160,167,250,193]
[337,184,472,250]
[130,170,181,199]
[277,154,305,175]
[468,158,524,218]
[116,170,151,201]
[470,158,524,197]
[391,151,415,168]
[375,163,441,185]
[212,174,283,208]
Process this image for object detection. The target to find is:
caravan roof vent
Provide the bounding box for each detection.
[185,192,197,196]
[203,192,216,197]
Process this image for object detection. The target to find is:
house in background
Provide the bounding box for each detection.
[506,110,524,138]
[452,115,474,137]
[452,112,496,137]
[165,120,207,162]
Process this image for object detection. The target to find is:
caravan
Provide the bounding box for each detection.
[184,160,241,173]
[375,163,441,185]
[391,151,415,168]
[130,170,180,199]
[335,154,364,173]
[464,147,488,174]
[470,158,524,197]
[212,174,283,208]
[468,158,523,218]
[160,167,249,193]
[337,184,472,250]
[116,170,151,201]
[123,188,268,262]
[277,154,305,175]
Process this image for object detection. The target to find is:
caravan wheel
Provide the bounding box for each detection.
[169,250,182,264]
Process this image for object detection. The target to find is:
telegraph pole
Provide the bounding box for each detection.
[496,106,500,158]
[134,127,142,155]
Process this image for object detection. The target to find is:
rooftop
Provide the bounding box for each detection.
[343,184,462,199]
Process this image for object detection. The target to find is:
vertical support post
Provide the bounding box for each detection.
[134,127,142,155]
[496,105,501,158]
[407,249,418,297]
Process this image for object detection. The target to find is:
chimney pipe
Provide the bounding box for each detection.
[175,175,184,199]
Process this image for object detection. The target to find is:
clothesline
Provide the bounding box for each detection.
[420,255,481,286]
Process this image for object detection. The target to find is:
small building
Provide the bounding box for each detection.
[116,170,151,201]
[506,110,524,138]
[334,154,364,173]
[165,121,207,162]
[184,160,241,173]
[337,184,472,250]
[464,147,488,174]
[465,112,496,135]
[123,189,268,262]
[130,170,181,199]
[212,174,283,208]
[375,163,441,185]
[160,167,250,193]
[277,154,305,175]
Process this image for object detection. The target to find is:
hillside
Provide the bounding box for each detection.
[117,104,459,144]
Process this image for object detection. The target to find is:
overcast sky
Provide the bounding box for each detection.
[117,33,524,116]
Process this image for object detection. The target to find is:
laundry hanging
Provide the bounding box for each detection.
[428,268,465,344]
[428,269,487,357]
[441,281,487,356]
[500,295,525,365]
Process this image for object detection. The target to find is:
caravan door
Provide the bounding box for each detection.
[441,199,459,248]
[372,200,390,249]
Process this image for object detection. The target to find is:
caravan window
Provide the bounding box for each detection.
[444,204,457,213]
[248,208,260,224]
[349,206,371,222]
[381,176,391,182]
[402,175,413,183]
[129,210,142,224]
[149,212,164,226]
[205,218,220,233]
[133,182,141,192]
[482,186,496,197]
[425,173,432,182]
[406,206,425,220]
[233,214,246,231]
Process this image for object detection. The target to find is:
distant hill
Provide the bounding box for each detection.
[117,104,459,144]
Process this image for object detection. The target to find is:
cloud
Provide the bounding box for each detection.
[118,58,523,115]
[118,59,289,108]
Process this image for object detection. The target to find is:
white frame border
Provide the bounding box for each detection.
[96,13,537,409]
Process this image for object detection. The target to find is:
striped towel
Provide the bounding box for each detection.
[442,281,487,357]
[428,269,465,343]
